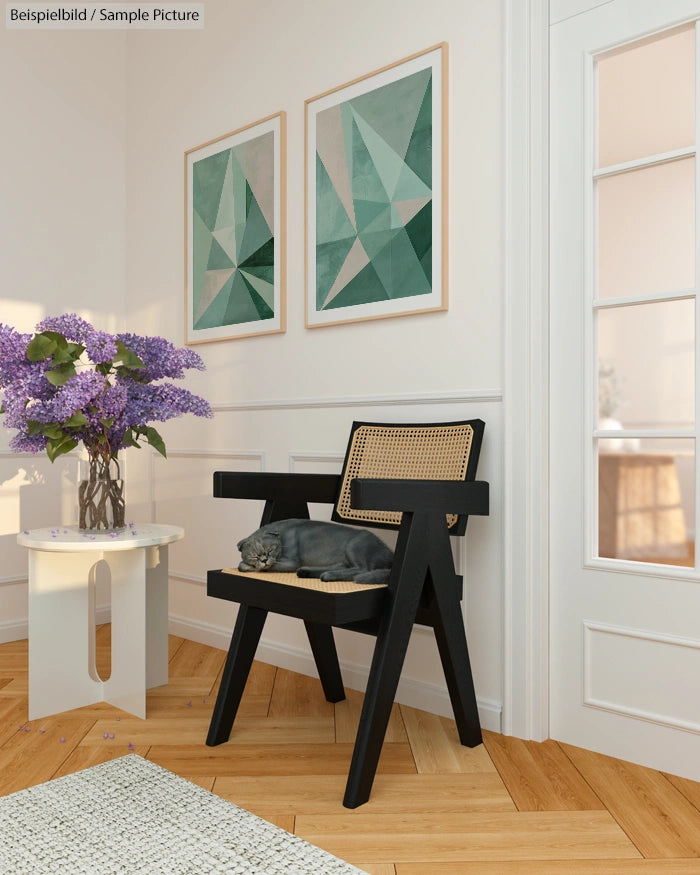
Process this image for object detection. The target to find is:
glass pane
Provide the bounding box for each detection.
[598,300,695,430]
[598,158,695,299]
[598,438,695,566]
[598,25,695,168]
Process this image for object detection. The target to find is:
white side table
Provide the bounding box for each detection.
[18,524,184,721]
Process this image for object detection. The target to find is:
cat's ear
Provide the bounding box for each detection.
[236,538,245,550]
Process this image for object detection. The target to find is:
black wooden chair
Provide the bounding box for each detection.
[205,419,489,808]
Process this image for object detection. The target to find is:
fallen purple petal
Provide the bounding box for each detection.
[60,737,65,743]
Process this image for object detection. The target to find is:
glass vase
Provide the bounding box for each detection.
[78,456,126,531]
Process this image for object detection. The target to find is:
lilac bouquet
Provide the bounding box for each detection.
[0,314,212,528]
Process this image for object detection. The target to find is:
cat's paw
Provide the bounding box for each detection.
[296,567,314,578]
[238,561,254,571]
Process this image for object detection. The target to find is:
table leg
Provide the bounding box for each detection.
[103,544,170,718]
[28,550,103,720]
[103,548,148,718]
[145,544,169,689]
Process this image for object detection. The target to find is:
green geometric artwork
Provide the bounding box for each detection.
[306,46,446,327]
[185,113,284,343]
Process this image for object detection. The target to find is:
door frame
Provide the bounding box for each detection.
[502,0,550,740]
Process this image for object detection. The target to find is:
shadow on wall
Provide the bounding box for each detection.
[0,459,78,579]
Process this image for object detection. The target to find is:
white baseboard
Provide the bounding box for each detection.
[0,617,28,644]
[168,612,502,733]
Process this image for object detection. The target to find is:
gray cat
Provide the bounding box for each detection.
[237,518,393,584]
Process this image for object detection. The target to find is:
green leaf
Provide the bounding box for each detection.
[64,412,88,428]
[26,333,58,362]
[46,362,76,386]
[46,435,78,463]
[122,428,140,448]
[113,340,145,370]
[144,426,167,458]
[99,417,115,429]
[27,419,44,436]
[42,423,66,440]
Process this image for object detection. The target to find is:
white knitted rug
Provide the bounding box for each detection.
[0,754,365,874]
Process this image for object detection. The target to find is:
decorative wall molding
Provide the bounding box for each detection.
[584,621,700,734]
[149,449,266,526]
[168,611,502,732]
[289,452,343,471]
[0,576,26,588]
[210,388,503,414]
[503,0,550,741]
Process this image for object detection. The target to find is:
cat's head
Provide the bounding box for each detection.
[237,531,282,571]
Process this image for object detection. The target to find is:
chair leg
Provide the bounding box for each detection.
[304,621,346,703]
[431,587,482,747]
[206,603,267,746]
[342,563,426,809]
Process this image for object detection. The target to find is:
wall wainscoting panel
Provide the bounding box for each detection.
[151,450,265,586]
[584,621,700,733]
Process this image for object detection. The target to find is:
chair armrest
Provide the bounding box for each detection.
[350,478,489,517]
[213,471,341,503]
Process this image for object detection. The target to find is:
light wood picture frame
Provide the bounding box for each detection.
[305,44,447,328]
[185,112,286,344]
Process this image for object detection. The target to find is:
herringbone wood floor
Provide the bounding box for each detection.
[2,628,700,873]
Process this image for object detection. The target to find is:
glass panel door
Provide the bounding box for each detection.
[594,24,697,568]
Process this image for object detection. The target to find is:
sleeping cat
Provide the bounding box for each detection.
[236,518,393,585]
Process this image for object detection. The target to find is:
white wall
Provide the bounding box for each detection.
[124,0,505,726]
[0,0,506,729]
[0,27,128,635]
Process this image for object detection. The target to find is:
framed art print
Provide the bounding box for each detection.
[305,44,447,328]
[185,112,285,344]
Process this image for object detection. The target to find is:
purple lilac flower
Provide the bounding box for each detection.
[85,330,118,364]
[25,371,107,424]
[1,315,211,460]
[36,313,93,344]
[116,333,205,381]
[0,324,33,386]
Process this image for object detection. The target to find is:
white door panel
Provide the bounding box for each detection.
[550,0,700,780]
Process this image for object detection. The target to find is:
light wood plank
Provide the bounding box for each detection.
[83,715,334,746]
[400,706,497,773]
[213,773,516,817]
[53,744,151,777]
[358,865,396,875]
[0,697,29,746]
[664,771,700,811]
[396,862,700,874]
[148,742,416,778]
[295,811,640,864]
[562,743,700,858]
[268,667,336,718]
[257,813,295,832]
[0,715,94,795]
[168,639,226,679]
[482,731,604,811]
[168,634,186,661]
[335,688,407,743]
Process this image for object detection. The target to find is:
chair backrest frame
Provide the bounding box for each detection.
[331,418,485,536]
